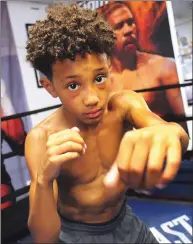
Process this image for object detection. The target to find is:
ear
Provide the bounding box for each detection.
[40,78,58,98]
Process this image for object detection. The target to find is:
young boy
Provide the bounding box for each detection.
[25,3,189,243]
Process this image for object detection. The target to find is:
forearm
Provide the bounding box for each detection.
[29,180,61,243]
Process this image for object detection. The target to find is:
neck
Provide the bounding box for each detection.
[111,50,139,72]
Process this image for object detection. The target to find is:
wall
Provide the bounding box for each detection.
[7,1,60,127]
[173,6,192,151]
[175,17,192,80]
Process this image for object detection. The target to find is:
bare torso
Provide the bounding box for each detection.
[39,103,130,224]
[111,52,174,118]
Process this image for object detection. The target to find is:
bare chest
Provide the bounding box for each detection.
[58,119,124,185]
[56,120,126,209]
[111,68,160,105]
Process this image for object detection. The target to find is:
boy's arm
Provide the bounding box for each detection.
[104,90,189,189]
[111,90,165,128]
[122,90,188,152]
[25,128,60,244]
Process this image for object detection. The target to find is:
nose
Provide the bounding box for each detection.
[83,87,99,107]
[123,22,133,36]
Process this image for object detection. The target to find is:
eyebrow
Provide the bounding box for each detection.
[95,68,108,72]
[65,74,80,79]
[64,68,108,79]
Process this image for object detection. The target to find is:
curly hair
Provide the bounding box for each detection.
[98,1,129,21]
[26,3,116,80]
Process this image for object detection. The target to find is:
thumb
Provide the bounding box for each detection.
[103,163,120,188]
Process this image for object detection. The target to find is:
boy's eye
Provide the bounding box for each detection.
[67,83,80,91]
[95,75,106,84]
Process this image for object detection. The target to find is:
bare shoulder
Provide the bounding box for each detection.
[147,53,176,71]
[153,54,175,67]
[27,108,62,139]
[25,126,47,148]
[25,109,61,178]
[108,90,148,113]
[139,51,175,67]
[26,117,51,147]
[141,52,178,82]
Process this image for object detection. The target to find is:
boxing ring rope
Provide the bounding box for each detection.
[2,80,193,123]
[1,80,193,202]
[1,104,61,122]
[1,186,30,204]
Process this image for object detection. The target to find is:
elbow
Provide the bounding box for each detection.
[27,216,33,232]
[27,217,37,241]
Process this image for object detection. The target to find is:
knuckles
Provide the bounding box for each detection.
[152,134,166,144]
[65,141,73,151]
[123,127,176,148]
[46,147,56,158]
[148,165,162,173]
[124,129,152,144]
[169,160,181,168]
[129,166,143,176]
[48,155,58,165]
[69,152,80,160]
[46,140,53,148]
[116,124,182,189]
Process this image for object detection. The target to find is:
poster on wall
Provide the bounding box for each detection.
[26,23,46,88]
[79,0,192,151]
[1,2,32,207]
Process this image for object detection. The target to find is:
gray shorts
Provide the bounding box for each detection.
[58,202,158,243]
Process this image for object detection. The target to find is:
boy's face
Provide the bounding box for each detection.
[46,53,111,125]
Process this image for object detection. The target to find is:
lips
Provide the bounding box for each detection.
[124,38,136,46]
[84,109,103,119]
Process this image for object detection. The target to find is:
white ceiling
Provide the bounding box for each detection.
[4,0,193,19]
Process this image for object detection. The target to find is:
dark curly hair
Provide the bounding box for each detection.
[98,1,129,21]
[26,3,116,81]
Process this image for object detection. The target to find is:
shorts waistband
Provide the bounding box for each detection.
[59,203,127,235]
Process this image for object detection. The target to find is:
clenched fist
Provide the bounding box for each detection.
[38,127,86,184]
[104,123,188,190]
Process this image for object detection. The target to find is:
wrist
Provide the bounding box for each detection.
[37,175,53,188]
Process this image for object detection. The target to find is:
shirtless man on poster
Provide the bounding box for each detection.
[102,2,187,131]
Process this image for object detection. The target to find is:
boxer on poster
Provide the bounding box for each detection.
[98,1,188,132]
